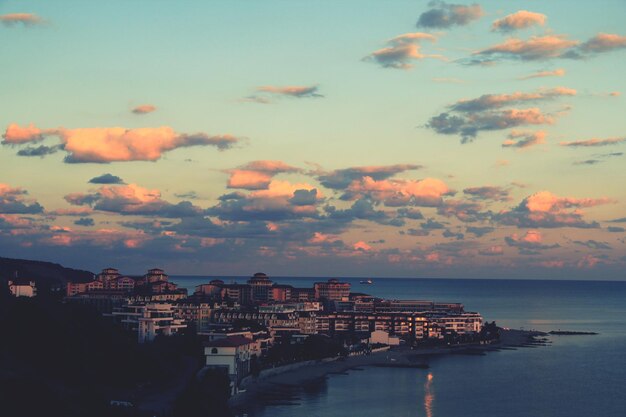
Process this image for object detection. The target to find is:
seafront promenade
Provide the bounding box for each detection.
[230,328,547,413]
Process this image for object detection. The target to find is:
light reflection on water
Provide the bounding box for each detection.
[424,373,434,417]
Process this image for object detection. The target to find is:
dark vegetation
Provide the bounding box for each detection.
[263,335,347,367]
[0,296,199,417]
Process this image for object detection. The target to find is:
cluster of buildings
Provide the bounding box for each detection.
[54,269,484,394]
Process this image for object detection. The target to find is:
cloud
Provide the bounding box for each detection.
[560,137,626,147]
[491,11,547,33]
[353,241,372,252]
[257,85,322,98]
[579,33,626,54]
[88,173,125,185]
[343,176,451,207]
[450,87,576,113]
[466,226,495,237]
[573,240,611,250]
[64,184,203,218]
[473,33,626,64]
[421,219,446,230]
[174,191,198,200]
[289,189,318,206]
[209,180,321,222]
[2,123,48,144]
[396,208,424,220]
[505,230,559,253]
[74,217,95,227]
[227,160,300,190]
[16,144,64,157]
[427,107,555,143]
[416,2,483,29]
[437,200,488,222]
[474,35,579,62]
[132,104,157,114]
[463,186,510,202]
[496,191,613,228]
[2,124,242,163]
[518,68,566,80]
[426,86,575,142]
[573,159,602,166]
[0,183,44,214]
[0,13,43,27]
[479,245,504,256]
[318,164,422,190]
[502,130,547,149]
[364,32,443,69]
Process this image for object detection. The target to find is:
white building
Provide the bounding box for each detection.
[370,330,401,346]
[428,312,483,337]
[8,279,37,297]
[204,335,255,394]
[112,303,187,343]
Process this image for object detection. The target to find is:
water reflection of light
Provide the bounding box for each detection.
[424,372,434,417]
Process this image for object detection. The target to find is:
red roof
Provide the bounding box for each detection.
[204,335,253,348]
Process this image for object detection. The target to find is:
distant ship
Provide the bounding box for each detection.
[360,279,373,284]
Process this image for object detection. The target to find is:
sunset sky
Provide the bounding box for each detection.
[1,0,625,279]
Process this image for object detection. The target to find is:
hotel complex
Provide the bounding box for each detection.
[4,268,486,393]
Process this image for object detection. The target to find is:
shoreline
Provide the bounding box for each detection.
[229,328,547,413]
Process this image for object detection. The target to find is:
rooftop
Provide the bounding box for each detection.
[204,335,253,348]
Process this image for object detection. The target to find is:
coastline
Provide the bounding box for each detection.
[229,328,547,413]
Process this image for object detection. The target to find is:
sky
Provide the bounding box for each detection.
[1,0,625,279]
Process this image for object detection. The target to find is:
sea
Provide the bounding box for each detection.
[171,276,626,417]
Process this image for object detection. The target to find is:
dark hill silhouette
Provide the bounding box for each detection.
[0,256,94,286]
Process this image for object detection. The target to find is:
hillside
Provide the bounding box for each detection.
[0,257,94,286]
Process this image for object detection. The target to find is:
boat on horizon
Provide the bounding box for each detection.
[360,279,373,284]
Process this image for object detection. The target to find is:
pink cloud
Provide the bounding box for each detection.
[580,33,626,53]
[345,177,451,207]
[502,130,546,149]
[452,87,576,113]
[256,85,322,98]
[492,10,547,33]
[559,137,626,147]
[476,35,579,61]
[226,160,300,190]
[65,183,202,217]
[364,32,444,69]
[2,124,241,162]
[577,254,602,269]
[518,68,566,80]
[0,13,42,26]
[353,241,372,251]
[227,170,274,190]
[523,191,614,212]
[2,123,48,144]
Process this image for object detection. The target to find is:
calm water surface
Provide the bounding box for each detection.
[172,276,626,417]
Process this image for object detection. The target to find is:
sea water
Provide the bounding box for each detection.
[171,276,626,417]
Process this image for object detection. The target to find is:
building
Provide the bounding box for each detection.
[111,303,187,343]
[8,279,37,297]
[370,330,401,346]
[173,301,213,331]
[203,336,255,394]
[247,272,273,302]
[314,278,351,302]
[66,289,128,313]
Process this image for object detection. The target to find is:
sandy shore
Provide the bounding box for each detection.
[229,329,548,413]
